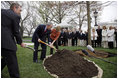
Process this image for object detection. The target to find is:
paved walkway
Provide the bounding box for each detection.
[23,40,31,42]
[24,43,34,46]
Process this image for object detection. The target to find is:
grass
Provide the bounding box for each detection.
[23,37,32,40]
[22,37,32,43]
[23,41,32,43]
[1,45,117,78]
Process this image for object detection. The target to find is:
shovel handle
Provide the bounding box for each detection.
[38,39,48,46]
[38,39,57,50]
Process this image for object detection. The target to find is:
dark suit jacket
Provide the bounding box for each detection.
[96,29,102,41]
[114,31,117,41]
[76,31,81,39]
[79,32,83,40]
[85,32,88,40]
[1,9,22,51]
[68,32,72,39]
[32,24,51,43]
[82,33,86,40]
[96,29,102,36]
[71,32,76,39]
[63,32,68,39]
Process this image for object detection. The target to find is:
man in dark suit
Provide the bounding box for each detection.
[85,31,88,45]
[74,31,78,46]
[96,26,102,47]
[60,30,64,46]
[32,23,53,63]
[63,29,68,46]
[77,28,81,46]
[71,31,76,46]
[1,3,26,78]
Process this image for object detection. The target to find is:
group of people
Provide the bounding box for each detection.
[91,26,117,49]
[58,28,87,46]
[1,3,117,78]
[57,25,117,49]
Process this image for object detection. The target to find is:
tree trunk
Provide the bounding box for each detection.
[86,1,91,45]
[59,1,62,23]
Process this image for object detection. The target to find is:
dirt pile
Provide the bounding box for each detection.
[44,49,99,78]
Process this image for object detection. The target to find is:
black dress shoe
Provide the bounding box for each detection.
[40,58,44,61]
[33,60,38,63]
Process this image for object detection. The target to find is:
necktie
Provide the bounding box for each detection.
[44,29,47,33]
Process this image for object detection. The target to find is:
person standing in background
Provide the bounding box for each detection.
[71,29,76,46]
[58,28,63,46]
[96,26,102,47]
[114,27,117,48]
[107,26,115,49]
[61,29,64,46]
[79,30,83,46]
[102,26,108,48]
[91,28,98,48]
[77,28,81,46]
[1,3,26,78]
[83,31,86,46]
[63,29,68,46]
[74,29,78,46]
[68,30,72,46]
[85,30,88,45]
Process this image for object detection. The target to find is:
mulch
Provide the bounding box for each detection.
[44,49,98,78]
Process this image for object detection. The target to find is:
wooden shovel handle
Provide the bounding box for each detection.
[38,39,57,50]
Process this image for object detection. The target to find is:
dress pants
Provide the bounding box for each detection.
[72,38,75,46]
[1,48,20,78]
[68,39,71,46]
[75,38,78,46]
[108,42,114,49]
[92,40,97,48]
[97,37,102,47]
[63,38,68,46]
[33,41,47,61]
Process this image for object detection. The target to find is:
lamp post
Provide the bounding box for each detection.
[94,9,98,26]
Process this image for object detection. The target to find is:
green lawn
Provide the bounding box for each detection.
[23,37,32,43]
[1,46,117,78]
[23,37,32,40]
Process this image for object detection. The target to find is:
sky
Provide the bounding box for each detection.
[99,1,117,22]
[1,1,117,23]
[84,1,117,31]
[1,1,117,31]
[61,1,117,30]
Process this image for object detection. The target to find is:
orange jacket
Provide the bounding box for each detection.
[50,29,60,41]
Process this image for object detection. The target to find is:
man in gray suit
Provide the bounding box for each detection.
[1,3,25,78]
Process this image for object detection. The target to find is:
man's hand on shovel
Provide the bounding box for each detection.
[21,43,26,48]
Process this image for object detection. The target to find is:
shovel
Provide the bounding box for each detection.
[38,39,57,51]
[25,45,44,52]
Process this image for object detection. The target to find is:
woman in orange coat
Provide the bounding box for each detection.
[50,26,61,54]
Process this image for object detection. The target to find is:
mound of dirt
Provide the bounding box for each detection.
[44,49,99,78]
